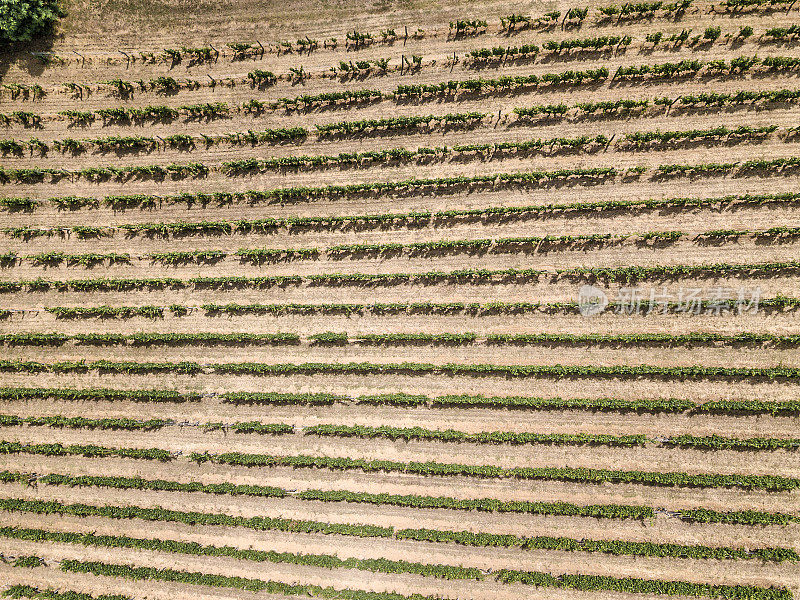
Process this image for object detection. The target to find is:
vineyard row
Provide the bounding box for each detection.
[8,154,800,185]
[3,418,796,450]
[15,294,797,321]
[0,496,792,562]
[2,387,798,416]
[1,122,793,161]
[21,0,800,73]
[3,468,792,525]
[3,585,128,600]
[4,359,800,381]
[1,225,798,268]
[9,52,800,104]
[4,190,798,225]
[0,162,623,184]
[192,450,800,490]
[56,558,797,600]
[5,331,800,348]
[7,86,800,131]
[0,526,485,581]
[2,441,796,490]
[0,261,798,293]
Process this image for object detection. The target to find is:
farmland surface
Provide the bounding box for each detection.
[1,1,799,600]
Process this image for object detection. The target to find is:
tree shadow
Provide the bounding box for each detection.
[0,27,62,83]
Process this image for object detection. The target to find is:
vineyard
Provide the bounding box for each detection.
[1,0,799,599]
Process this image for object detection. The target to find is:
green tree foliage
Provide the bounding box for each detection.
[0,0,63,44]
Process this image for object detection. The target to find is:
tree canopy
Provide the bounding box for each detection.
[1,0,63,45]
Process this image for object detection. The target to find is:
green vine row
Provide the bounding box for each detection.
[4,331,800,348]
[2,387,797,416]
[2,585,130,600]
[30,295,800,321]
[5,468,792,525]
[0,440,172,461]
[0,260,797,294]
[190,451,800,491]
[0,386,199,402]
[0,527,483,581]
[3,359,800,381]
[0,497,790,563]
[58,557,795,600]
[9,84,800,136]
[0,469,656,520]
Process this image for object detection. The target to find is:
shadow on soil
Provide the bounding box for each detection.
[0,29,61,83]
